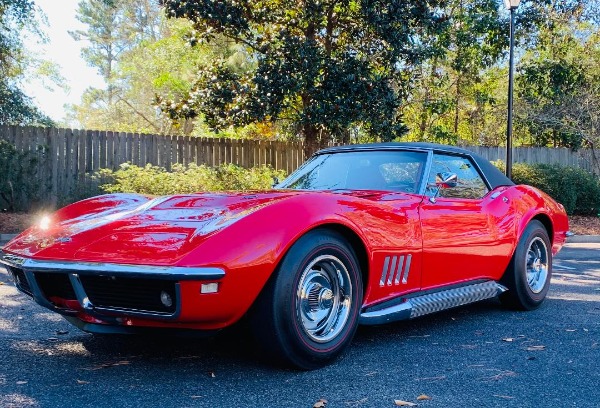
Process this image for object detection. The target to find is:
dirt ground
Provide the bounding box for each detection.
[1,211,599,235]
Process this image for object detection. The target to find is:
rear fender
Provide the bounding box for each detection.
[510,185,568,255]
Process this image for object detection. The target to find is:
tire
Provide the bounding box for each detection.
[250,229,363,370]
[500,220,552,310]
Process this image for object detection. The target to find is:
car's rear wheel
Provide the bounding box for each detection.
[500,220,552,310]
[250,229,362,370]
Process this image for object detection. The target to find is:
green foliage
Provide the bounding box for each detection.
[0,82,53,126]
[0,0,53,125]
[99,162,287,195]
[513,1,600,149]
[0,140,40,211]
[160,0,447,155]
[492,160,600,215]
[402,0,508,145]
[68,2,243,136]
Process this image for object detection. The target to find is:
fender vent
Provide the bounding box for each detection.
[379,254,412,286]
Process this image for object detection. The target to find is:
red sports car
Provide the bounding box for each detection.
[0,143,569,369]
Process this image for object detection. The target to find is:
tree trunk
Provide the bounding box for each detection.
[303,122,320,160]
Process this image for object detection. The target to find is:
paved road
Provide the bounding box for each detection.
[1,243,598,408]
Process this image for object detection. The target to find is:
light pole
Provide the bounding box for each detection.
[504,0,520,179]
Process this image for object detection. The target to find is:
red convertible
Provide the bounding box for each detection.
[0,143,568,369]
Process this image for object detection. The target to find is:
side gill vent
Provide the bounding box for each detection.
[379,254,412,287]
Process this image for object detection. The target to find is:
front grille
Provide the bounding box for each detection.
[35,273,76,300]
[7,266,33,297]
[79,275,177,315]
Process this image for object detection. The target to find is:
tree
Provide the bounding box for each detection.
[68,17,220,135]
[70,0,163,104]
[0,0,51,125]
[402,0,508,145]
[160,0,446,157]
[515,0,599,149]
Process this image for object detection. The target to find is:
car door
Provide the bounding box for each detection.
[419,152,514,290]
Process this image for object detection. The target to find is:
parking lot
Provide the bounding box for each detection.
[1,242,598,407]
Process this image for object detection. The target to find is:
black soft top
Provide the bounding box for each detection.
[316,142,515,190]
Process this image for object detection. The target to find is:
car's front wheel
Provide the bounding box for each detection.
[251,229,362,370]
[500,220,552,310]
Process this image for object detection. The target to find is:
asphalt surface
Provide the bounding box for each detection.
[0,243,598,408]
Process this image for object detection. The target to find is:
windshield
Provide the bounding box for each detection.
[278,150,427,193]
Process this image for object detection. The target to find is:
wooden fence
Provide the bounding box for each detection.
[0,126,305,207]
[464,145,598,174]
[0,125,598,208]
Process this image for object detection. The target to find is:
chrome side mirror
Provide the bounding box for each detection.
[272,176,280,188]
[436,172,458,188]
[427,172,458,203]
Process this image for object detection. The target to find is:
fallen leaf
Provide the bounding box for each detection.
[394,400,416,406]
[417,395,431,400]
[16,381,27,385]
[313,398,328,408]
[525,345,546,351]
[502,338,514,342]
[76,380,89,384]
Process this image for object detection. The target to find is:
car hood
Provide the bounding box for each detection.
[3,189,415,265]
[3,191,303,264]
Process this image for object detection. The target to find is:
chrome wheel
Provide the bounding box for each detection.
[526,237,549,294]
[296,255,352,343]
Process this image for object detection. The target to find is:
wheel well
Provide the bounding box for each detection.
[313,224,369,297]
[531,213,553,243]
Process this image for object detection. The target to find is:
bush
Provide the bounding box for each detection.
[99,163,287,195]
[493,160,600,215]
[0,140,40,211]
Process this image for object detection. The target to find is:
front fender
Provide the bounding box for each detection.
[175,193,416,328]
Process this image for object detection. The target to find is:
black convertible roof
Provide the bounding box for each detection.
[316,142,515,189]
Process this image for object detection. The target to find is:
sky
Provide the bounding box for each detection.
[23,0,105,124]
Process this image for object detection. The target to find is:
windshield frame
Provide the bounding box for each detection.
[277,148,432,195]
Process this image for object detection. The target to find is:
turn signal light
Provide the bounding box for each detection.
[201,283,219,294]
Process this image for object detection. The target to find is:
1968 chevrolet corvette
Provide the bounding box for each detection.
[0,142,569,369]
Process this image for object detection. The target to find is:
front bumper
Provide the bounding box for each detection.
[0,250,225,323]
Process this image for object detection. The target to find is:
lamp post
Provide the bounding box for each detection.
[504,0,520,179]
